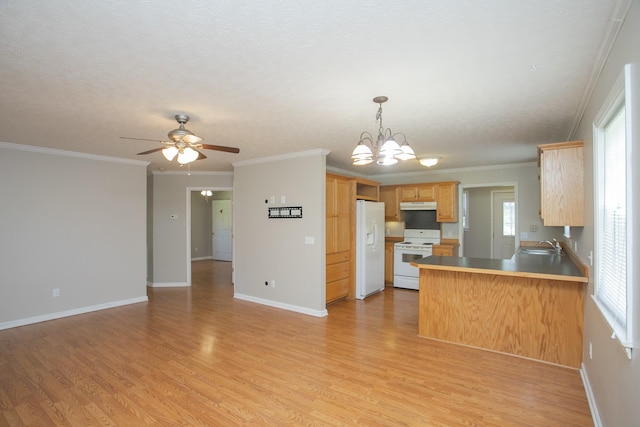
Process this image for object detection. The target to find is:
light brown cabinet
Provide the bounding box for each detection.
[436,182,458,223]
[326,174,380,304]
[538,141,584,226]
[384,242,395,285]
[326,174,351,303]
[353,177,380,201]
[400,184,436,202]
[380,186,401,221]
[432,245,458,257]
[382,181,458,223]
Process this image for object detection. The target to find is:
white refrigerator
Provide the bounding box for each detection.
[355,200,385,299]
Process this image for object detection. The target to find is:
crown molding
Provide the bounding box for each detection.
[232,149,329,167]
[0,141,149,166]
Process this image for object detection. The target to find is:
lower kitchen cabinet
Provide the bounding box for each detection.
[432,244,459,257]
[384,242,395,285]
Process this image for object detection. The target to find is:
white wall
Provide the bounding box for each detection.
[570,1,640,425]
[233,150,327,317]
[150,171,233,285]
[0,143,148,328]
[191,192,213,259]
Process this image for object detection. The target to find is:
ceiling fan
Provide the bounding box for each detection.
[120,114,240,165]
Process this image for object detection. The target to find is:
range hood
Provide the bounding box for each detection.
[399,201,437,211]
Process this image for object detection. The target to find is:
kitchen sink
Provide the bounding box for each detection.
[518,247,559,255]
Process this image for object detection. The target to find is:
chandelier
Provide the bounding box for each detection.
[351,96,416,166]
[201,190,213,201]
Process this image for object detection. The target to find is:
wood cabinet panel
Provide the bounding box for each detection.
[326,278,350,303]
[419,269,584,368]
[436,182,458,222]
[380,186,401,221]
[401,184,435,202]
[384,242,394,284]
[432,245,453,256]
[326,174,352,303]
[538,141,584,226]
[327,261,350,283]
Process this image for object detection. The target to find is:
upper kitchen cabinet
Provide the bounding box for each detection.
[380,185,401,221]
[538,141,584,226]
[400,184,436,202]
[352,177,380,201]
[436,181,459,222]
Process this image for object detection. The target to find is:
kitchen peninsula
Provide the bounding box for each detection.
[412,249,588,368]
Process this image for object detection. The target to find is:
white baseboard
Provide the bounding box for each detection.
[191,256,213,261]
[580,363,603,427]
[0,296,148,331]
[147,282,189,287]
[234,293,328,318]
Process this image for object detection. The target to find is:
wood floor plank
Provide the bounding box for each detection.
[0,260,593,426]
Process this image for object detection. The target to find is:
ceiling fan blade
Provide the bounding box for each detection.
[182,134,203,144]
[120,136,165,142]
[201,144,240,154]
[196,150,207,160]
[137,147,165,155]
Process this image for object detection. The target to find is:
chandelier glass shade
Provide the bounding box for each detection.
[351,96,416,166]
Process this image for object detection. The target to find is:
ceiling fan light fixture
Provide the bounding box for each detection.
[419,156,441,167]
[162,146,178,161]
[177,147,199,164]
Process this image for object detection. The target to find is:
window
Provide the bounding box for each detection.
[462,190,469,231]
[502,201,515,237]
[593,64,637,357]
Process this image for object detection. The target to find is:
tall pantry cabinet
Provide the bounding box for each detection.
[326,174,351,303]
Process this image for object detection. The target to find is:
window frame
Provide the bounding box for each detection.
[592,64,638,358]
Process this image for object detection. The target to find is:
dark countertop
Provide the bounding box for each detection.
[412,253,588,283]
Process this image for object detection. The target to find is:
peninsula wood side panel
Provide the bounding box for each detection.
[419,269,585,368]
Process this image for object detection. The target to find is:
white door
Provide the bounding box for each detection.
[492,191,516,259]
[212,200,232,261]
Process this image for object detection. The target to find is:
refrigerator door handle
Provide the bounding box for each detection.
[372,222,379,250]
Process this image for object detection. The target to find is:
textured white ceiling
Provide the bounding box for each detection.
[0,0,628,174]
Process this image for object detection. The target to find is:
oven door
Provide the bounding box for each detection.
[394,246,431,279]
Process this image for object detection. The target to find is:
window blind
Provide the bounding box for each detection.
[596,106,627,330]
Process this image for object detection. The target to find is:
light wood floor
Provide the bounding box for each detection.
[0,260,593,426]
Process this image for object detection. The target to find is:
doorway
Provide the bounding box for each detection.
[187,187,233,286]
[460,184,517,259]
[491,190,516,259]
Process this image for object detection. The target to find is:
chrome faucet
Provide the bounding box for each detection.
[539,238,562,254]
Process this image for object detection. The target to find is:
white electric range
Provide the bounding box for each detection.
[393,229,440,290]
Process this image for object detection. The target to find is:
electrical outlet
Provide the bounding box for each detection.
[52,288,60,297]
[520,232,528,239]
